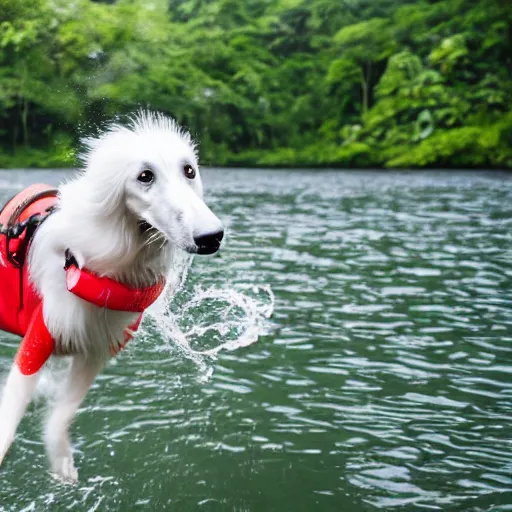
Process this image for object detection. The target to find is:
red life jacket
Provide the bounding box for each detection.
[0,184,166,375]
[0,184,57,337]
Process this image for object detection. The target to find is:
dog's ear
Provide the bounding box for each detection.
[89,177,125,217]
[99,184,125,217]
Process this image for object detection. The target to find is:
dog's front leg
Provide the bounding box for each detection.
[45,355,103,483]
[0,364,41,465]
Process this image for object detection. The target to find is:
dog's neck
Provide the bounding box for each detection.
[47,182,174,289]
[64,212,172,288]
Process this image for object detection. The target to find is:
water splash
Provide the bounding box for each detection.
[142,254,274,377]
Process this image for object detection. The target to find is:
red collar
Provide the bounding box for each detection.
[65,261,166,312]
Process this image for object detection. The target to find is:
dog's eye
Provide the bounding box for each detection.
[137,169,154,184]
[184,164,196,180]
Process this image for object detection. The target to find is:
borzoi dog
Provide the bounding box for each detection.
[0,111,223,482]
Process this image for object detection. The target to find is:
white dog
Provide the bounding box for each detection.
[0,111,223,481]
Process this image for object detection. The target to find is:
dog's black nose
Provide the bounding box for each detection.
[194,230,224,255]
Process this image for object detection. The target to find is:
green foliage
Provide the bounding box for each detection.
[385,113,512,168]
[428,34,469,74]
[0,132,75,168]
[0,0,510,168]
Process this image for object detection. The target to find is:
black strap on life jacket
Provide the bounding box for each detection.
[0,187,59,310]
[0,188,59,268]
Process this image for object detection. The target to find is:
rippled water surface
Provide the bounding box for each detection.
[1,169,512,511]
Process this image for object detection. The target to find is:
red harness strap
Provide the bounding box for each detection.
[15,303,54,375]
[65,265,166,312]
[66,263,165,357]
[15,262,165,376]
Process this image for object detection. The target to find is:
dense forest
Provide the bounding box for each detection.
[0,0,511,168]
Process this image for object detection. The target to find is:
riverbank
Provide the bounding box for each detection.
[1,130,511,170]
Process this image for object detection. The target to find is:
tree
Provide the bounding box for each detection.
[0,0,510,169]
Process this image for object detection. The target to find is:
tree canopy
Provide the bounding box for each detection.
[0,0,510,168]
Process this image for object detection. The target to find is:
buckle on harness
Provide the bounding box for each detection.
[3,214,43,267]
[64,249,79,270]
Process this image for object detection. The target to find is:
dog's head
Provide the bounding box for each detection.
[80,111,223,255]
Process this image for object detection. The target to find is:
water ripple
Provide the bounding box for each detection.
[0,169,511,510]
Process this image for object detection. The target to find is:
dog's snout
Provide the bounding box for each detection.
[194,230,224,255]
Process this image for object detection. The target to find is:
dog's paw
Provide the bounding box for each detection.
[0,431,14,466]
[51,456,78,484]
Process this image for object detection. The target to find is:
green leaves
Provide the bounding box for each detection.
[429,34,469,74]
[376,51,425,98]
[334,18,389,46]
[385,118,512,169]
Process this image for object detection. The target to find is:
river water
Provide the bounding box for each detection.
[0,169,511,511]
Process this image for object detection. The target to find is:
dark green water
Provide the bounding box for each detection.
[1,169,511,511]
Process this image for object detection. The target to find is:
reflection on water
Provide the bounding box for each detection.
[0,169,511,511]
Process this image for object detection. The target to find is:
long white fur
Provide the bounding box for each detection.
[0,110,223,481]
